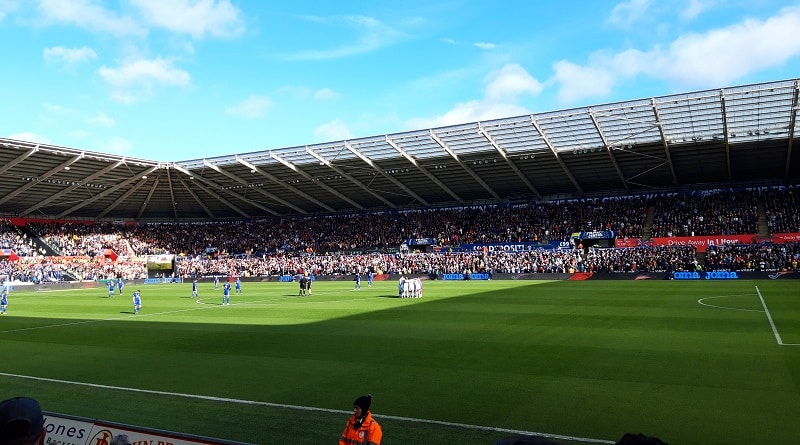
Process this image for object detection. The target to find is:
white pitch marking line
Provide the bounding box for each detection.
[755,285,796,346]
[697,295,764,312]
[0,372,614,444]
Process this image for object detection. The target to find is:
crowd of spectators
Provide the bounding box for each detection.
[704,243,800,271]
[650,189,760,238]
[764,184,800,234]
[1,186,799,282]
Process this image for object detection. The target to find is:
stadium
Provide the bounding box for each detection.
[1,72,799,445]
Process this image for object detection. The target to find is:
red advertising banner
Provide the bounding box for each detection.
[768,232,800,243]
[615,233,800,252]
[614,238,642,248]
[648,234,758,252]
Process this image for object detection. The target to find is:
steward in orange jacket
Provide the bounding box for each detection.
[339,394,382,445]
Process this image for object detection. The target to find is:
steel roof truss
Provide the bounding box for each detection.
[56,165,160,218]
[344,142,426,206]
[0,145,39,176]
[786,80,799,179]
[171,165,256,218]
[429,130,500,199]
[530,117,584,194]
[204,159,297,215]
[385,136,463,203]
[135,177,159,220]
[179,179,215,219]
[23,159,125,215]
[235,156,331,212]
[589,109,629,192]
[719,90,732,181]
[0,154,83,206]
[291,149,363,209]
[479,124,542,199]
[651,99,679,186]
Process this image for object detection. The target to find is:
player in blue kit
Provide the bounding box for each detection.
[192,279,199,302]
[1,288,8,315]
[213,275,220,290]
[222,281,231,305]
[108,280,116,298]
[117,277,124,295]
[235,277,242,295]
[132,290,142,314]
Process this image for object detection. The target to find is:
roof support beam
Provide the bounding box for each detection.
[0,154,83,206]
[57,165,160,218]
[530,117,584,195]
[478,123,543,199]
[23,159,125,215]
[0,145,39,176]
[236,156,333,212]
[786,80,799,180]
[172,165,263,218]
[385,136,463,203]
[429,130,500,200]
[344,142,428,206]
[204,159,303,214]
[719,90,733,181]
[167,167,178,219]
[651,99,679,186]
[302,148,393,208]
[180,179,215,219]
[133,178,158,220]
[588,109,629,193]
[288,147,372,210]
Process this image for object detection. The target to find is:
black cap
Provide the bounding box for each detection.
[353,394,372,412]
[0,397,45,444]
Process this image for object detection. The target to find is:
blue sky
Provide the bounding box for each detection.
[1,0,799,162]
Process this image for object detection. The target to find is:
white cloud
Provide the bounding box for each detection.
[607,0,652,27]
[474,42,496,50]
[98,58,191,103]
[43,102,77,116]
[406,64,542,129]
[8,131,51,144]
[226,95,272,118]
[87,111,115,127]
[130,0,245,38]
[97,136,132,155]
[313,88,340,100]
[552,60,616,104]
[43,46,97,65]
[313,119,353,141]
[554,6,800,103]
[37,0,145,37]
[681,0,714,20]
[407,100,533,129]
[484,64,543,102]
[288,15,404,60]
[0,0,20,22]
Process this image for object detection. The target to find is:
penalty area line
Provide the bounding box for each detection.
[0,372,613,444]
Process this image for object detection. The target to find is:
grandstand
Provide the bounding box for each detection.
[2,79,800,445]
[0,78,798,221]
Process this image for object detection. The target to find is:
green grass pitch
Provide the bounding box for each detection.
[1,278,799,445]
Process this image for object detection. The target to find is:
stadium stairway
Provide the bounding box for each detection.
[17,224,61,256]
[642,204,656,240]
[757,199,769,238]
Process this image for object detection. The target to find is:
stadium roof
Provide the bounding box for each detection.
[1,78,799,222]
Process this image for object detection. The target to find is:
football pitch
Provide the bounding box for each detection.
[2,278,799,445]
